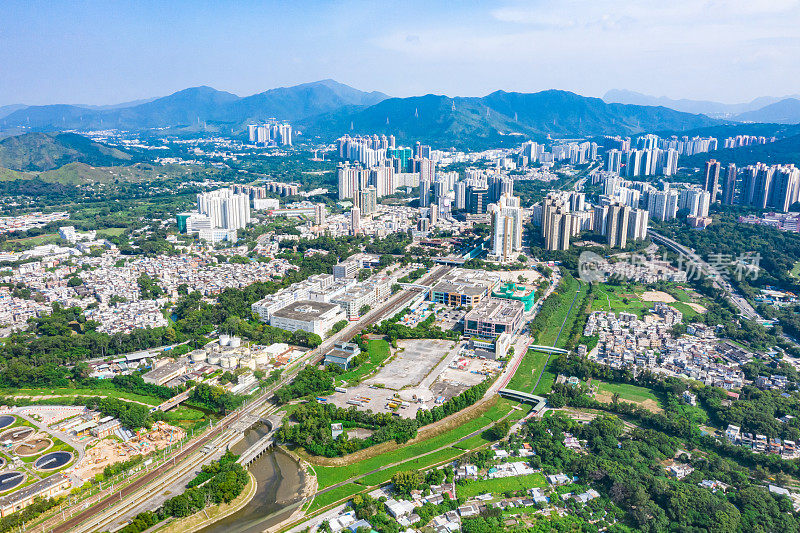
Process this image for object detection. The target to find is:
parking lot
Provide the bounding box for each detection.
[364,339,456,390]
[323,339,503,418]
[434,306,465,331]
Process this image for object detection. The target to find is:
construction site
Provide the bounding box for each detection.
[73,421,186,482]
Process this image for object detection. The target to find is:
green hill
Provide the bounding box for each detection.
[302,89,718,149]
[0,132,132,171]
[0,80,389,132]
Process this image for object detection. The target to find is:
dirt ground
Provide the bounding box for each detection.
[498,270,542,284]
[594,389,663,413]
[686,302,707,313]
[639,291,676,303]
[73,422,186,482]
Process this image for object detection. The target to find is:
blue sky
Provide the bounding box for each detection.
[2,0,799,105]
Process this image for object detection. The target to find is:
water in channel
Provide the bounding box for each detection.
[199,422,305,533]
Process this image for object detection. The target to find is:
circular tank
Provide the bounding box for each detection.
[0,472,25,493]
[0,415,15,430]
[191,350,207,363]
[35,451,73,470]
[229,337,241,348]
[219,334,231,346]
[208,354,221,365]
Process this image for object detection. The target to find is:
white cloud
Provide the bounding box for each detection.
[369,0,800,101]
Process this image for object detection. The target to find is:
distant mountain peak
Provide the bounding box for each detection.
[604,89,800,118]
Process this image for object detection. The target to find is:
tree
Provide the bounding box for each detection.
[359,304,371,317]
[67,276,83,287]
[391,470,422,496]
[485,419,511,441]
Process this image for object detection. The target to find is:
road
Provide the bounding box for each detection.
[46,265,452,533]
[648,229,759,320]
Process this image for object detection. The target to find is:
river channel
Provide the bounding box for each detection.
[199,422,305,533]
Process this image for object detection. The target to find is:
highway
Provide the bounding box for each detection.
[46,264,452,533]
[648,229,759,320]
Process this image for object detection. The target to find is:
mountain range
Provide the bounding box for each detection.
[0,79,389,133]
[604,89,800,123]
[301,90,718,147]
[0,81,722,148]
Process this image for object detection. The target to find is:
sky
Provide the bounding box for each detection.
[1,0,799,106]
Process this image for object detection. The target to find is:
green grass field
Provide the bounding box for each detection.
[457,473,547,498]
[308,483,365,513]
[358,447,463,486]
[506,350,548,393]
[596,381,661,404]
[313,398,518,489]
[591,285,648,317]
[96,227,127,237]
[335,340,391,385]
[537,276,581,347]
[532,356,559,395]
[591,283,703,321]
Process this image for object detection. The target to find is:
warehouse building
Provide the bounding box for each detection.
[269,300,345,337]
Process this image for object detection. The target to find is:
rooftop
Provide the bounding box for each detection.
[272,300,340,321]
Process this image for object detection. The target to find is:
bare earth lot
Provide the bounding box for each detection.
[325,340,499,418]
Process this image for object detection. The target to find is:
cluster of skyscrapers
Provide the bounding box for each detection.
[247,122,293,146]
[723,135,776,149]
[598,172,710,226]
[177,188,252,243]
[716,160,800,212]
[336,135,434,173]
[535,190,648,251]
[605,134,721,178]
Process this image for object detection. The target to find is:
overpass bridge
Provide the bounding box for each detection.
[398,282,433,294]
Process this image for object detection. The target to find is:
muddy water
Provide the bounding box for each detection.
[199,422,305,533]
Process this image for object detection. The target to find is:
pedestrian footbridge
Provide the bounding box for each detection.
[498,389,548,412]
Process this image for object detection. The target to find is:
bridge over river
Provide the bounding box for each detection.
[236,414,283,466]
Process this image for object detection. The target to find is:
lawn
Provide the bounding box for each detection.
[335,340,391,386]
[457,473,547,499]
[96,227,127,237]
[506,351,549,393]
[592,283,706,322]
[358,447,464,486]
[596,381,660,404]
[313,401,514,489]
[670,302,699,320]
[591,285,648,317]
[532,355,559,395]
[308,483,365,513]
